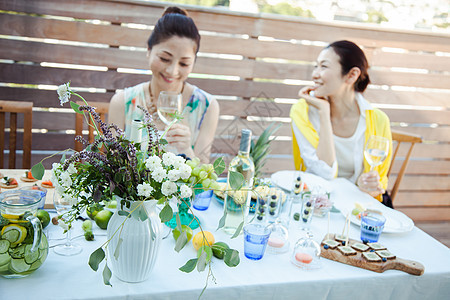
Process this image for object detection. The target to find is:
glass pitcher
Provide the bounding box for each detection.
[0,190,49,278]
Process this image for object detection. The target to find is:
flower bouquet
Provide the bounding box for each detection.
[31,83,243,285]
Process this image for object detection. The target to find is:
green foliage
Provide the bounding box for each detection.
[257,1,314,18]
[365,9,388,24]
[250,122,281,179]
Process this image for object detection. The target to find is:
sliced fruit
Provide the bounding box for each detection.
[1,224,27,247]
[24,244,39,264]
[0,262,9,272]
[9,244,26,259]
[39,234,48,251]
[10,258,30,273]
[0,239,10,254]
[0,252,11,266]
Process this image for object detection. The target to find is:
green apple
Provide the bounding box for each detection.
[94,210,113,230]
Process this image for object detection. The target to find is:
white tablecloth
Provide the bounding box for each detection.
[1,174,449,300]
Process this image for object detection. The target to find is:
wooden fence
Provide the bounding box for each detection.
[0,0,449,221]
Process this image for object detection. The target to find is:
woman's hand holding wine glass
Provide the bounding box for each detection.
[157,91,182,126]
[358,135,389,195]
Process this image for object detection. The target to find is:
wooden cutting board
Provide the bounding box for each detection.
[320,234,424,276]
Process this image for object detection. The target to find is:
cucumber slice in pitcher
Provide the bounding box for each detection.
[10,258,30,273]
[0,252,11,266]
[0,239,10,254]
[9,244,26,259]
[24,244,39,264]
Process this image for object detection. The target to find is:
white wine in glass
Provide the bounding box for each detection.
[157,91,182,126]
[364,135,389,171]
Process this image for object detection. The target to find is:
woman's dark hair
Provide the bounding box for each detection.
[326,40,370,92]
[147,7,201,54]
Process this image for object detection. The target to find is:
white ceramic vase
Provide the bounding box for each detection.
[106,200,162,283]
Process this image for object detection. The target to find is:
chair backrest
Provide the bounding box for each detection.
[0,100,33,169]
[388,130,423,203]
[75,101,109,152]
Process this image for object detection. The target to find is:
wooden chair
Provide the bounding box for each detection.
[388,130,423,203]
[0,100,33,169]
[75,101,109,152]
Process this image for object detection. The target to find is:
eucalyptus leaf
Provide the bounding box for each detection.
[197,251,207,272]
[93,188,102,203]
[31,162,45,180]
[174,231,188,252]
[224,249,240,267]
[149,218,155,241]
[70,101,83,114]
[113,238,123,260]
[179,258,198,273]
[213,157,226,175]
[159,138,168,145]
[88,247,105,271]
[176,212,182,231]
[60,153,66,163]
[231,221,244,239]
[117,210,129,217]
[102,264,112,286]
[228,171,244,190]
[216,210,227,230]
[159,204,173,223]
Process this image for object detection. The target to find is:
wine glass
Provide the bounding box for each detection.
[364,135,389,171]
[157,91,182,126]
[53,192,82,256]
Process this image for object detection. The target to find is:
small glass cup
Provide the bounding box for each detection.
[360,212,386,243]
[243,223,271,260]
[19,185,47,210]
[266,220,289,254]
[291,235,321,270]
[193,189,213,211]
[299,192,316,231]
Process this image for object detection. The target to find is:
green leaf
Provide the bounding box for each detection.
[224,249,240,267]
[176,212,182,230]
[70,101,83,114]
[197,250,207,272]
[228,171,244,190]
[213,157,226,175]
[231,221,244,239]
[159,204,173,223]
[117,210,129,217]
[179,258,198,273]
[131,205,148,222]
[113,238,123,260]
[159,138,168,145]
[31,162,45,180]
[216,210,227,230]
[88,247,105,271]
[174,230,188,252]
[102,264,112,286]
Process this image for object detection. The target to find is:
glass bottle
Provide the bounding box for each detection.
[223,129,255,235]
[129,119,143,143]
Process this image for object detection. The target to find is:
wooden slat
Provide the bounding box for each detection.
[397,207,450,222]
[394,143,450,159]
[390,127,450,142]
[365,89,450,108]
[389,160,450,175]
[387,175,450,191]
[395,192,450,207]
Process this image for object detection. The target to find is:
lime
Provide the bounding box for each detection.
[36,209,50,229]
[94,210,113,230]
[87,203,104,220]
[212,242,230,259]
[192,231,215,251]
[172,225,193,242]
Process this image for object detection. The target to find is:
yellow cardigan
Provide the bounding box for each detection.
[290,99,392,201]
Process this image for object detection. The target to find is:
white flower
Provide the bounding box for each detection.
[180,184,192,199]
[60,171,72,188]
[167,169,180,182]
[162,152,177,166]
[58,219,68,231]
[151,167,167,183]
[177,164,192,180]
[161,181,177,196]
[172,155,185,168]
[57,82,71,106]
[145,155,162,171]
[137,182,154,198]
[66,163,77,175]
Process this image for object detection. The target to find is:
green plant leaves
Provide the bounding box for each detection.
[103,264,112,286]
[159,203,173,223]
[231,221,244,239]
[113,238,123,260]
[70,101,82,114]
[197,250,208,272]
[179,258,198,273]
[31,162,45,180]
[213,157,226,175]
[89,247,105,271]
[131,205,148,221]
[228,171,244,190]
[174,230,188,253]
[217,210,227,230]
[224,249,240,267]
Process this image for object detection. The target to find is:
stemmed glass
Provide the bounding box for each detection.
[364,135,389,171]
[53,192,82,256]
[157,91,182,126]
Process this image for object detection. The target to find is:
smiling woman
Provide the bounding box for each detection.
[108,6,219,163]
